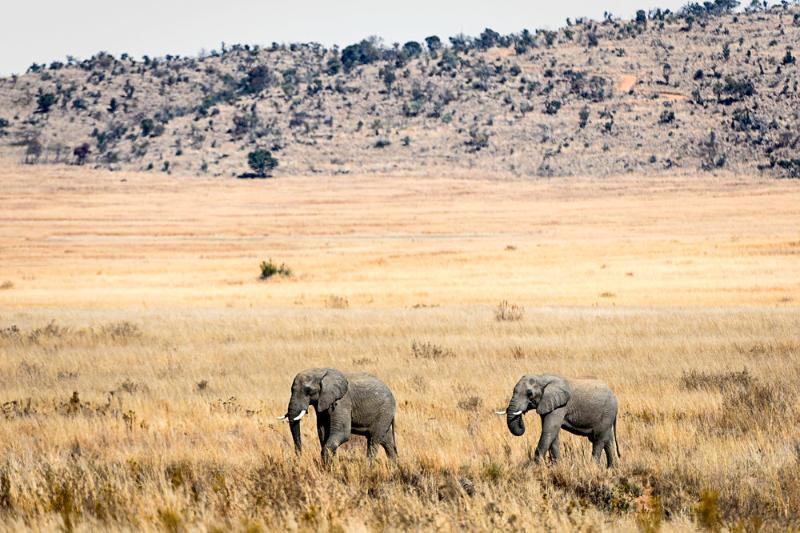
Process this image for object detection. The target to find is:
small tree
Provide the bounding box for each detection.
[425,36,442,54]
[402,41,422,58]
[73,143,91,165]
[35,92,57,114]
[247,148,278,177]
[579,106,590,128]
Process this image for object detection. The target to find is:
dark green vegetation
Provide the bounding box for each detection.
[1,2,799,177]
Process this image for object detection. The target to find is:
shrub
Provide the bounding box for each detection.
[424,35,442,53]
[579,106,590,128]
[783,50,796,65]
[341,38,382,72]
[247,149,279,177]
[35,92,57,114]
[259,259,291,280]
[659,110,676,124]
[465,128,489,152]
[411,341,455,360]
[140,118,155,137]
[544,100,562,115]
[495,300,523,321]
[325,295,349,309]
[240,66,273,94]
[73,143,91,165]
[402,41,422,58]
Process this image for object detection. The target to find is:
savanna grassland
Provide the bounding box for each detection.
[1,164,799,531]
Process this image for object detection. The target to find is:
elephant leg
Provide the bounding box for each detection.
[590,437,604,464]
[322,409,351,463]
[535,410,565,463]
[603,439,617,468]
[548,431,561,462]
[316,413,329,448]
[379,424,398,461]
[322,433,349,463]
[366,436,380,461]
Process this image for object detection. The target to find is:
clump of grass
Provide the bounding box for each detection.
[680,369,753,391]
[510,345,526,359]
[0,281,13,290]
[694,490,723,532]
[411,340,455,360]
[98,321,141,341]
[325,295,349,309]
[635,493,664,533]
[259,259,292,280]
[113,378,148,395]
[494,300,523,322]
[457,396,483,412]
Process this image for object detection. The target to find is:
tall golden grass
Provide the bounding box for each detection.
[0,166,799,530]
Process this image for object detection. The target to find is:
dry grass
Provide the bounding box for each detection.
[0,166,799,530]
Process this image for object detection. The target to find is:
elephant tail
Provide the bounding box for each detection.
[391,417,397,454]
[614,415,621,459]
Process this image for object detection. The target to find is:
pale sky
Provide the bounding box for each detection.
[0,0,688,75]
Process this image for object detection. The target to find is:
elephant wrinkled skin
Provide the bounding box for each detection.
[280,368,397,462]
[504,374,620,468]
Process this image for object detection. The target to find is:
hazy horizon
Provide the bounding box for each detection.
[0,0,688,75]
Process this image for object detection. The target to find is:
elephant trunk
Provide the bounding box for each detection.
[289,420,302,453]
[287,393,308,454]
[506,398,526,437]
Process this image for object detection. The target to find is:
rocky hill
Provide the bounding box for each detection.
[1,3,799,178]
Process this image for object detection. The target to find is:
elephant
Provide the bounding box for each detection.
[500,374,620,468]
[278,368,397,462]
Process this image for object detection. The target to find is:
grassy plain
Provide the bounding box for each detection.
[0,164,799,531]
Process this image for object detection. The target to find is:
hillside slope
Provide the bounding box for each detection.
[0,5,799,178]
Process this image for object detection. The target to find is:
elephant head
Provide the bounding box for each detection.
[505,374,571,436]
[282,368,348,452]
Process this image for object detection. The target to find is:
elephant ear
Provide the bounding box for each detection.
[318,369,348,412]
[536,377,571,415]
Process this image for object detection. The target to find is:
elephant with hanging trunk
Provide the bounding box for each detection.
[278,368,397,462]
[500,374,620,468]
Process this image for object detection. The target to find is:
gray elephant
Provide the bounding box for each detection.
[500,374,620,468]
[278,368,397,462]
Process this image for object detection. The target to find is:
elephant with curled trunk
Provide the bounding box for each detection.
[502,374,620,468]
[279,368,397,462]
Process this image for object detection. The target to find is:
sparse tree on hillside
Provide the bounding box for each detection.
[35,92,56,114]
[402,41,422,59]
[425,35,442,54]
[241,66,273,95]
[247,148,278,177]
[73,143,91,165]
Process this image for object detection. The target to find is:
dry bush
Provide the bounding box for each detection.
[494,300,524,322]
[0,281,13,290]
[410,340,455,360]
[680,369,753,391]
[325,295,349,309]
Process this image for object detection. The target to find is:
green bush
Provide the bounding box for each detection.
[247,149,279,177]
[259,259,291,280]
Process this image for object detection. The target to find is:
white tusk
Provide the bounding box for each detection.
[293,409,307,421]
[494,410,507,415]
[511,410,523,415]
[277,415,288,420]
